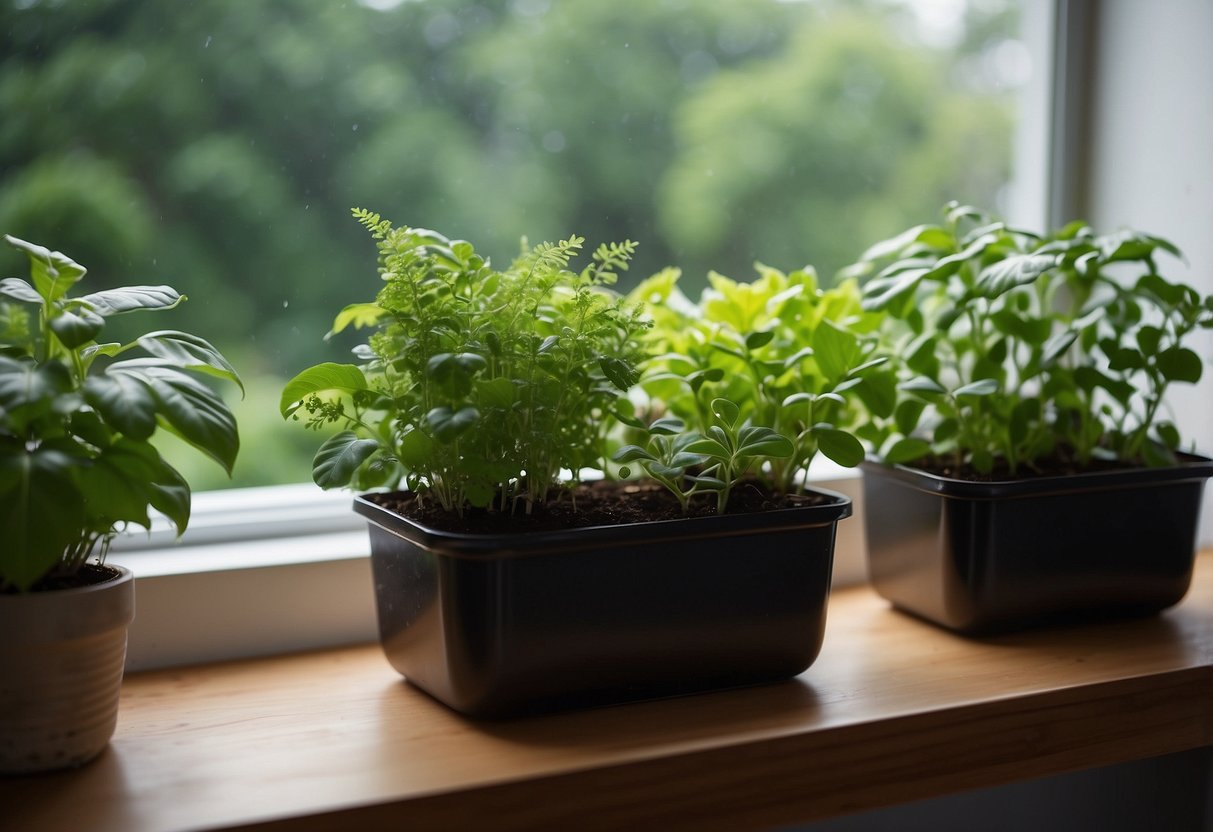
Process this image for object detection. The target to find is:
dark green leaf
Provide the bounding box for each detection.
[737,426,794,458]
[425,405,480,442]
[0,357,72,411]
[397,428,434,468]
[148,457,191,534]
[648,417,684,435]
[119,366,239,474]
[884,437,931,464]
[855,371,897,419]
[954,378,998,397]
[475,377,516,408]
[745,330,775,350]
[0,445,87,590]
[974,253,1057,299]
[710,397,740,428]
[894,399,926,435]
[83,374,158,440]
[599,356,640,391]
[312,431,380,489]
[1156,347,1202,383]
[612,444,658,463]
[899,376,947,396]
[49,304,105,349]
[815,428,865,467]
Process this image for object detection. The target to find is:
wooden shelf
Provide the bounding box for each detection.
[8,555,1213,832]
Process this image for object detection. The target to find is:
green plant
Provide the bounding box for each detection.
[616,263,883,507]
[281,210,646,516]
[0,235,241,592]
[850,203,1213,475]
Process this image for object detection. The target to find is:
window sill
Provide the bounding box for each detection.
[8,553,1212,832]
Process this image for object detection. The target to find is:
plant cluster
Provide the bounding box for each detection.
[850,203,1213,474]
[613,264,884,511]
[0,235,241,592]
[281,210,647,515]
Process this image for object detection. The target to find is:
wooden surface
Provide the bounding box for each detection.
[7,556,1213,832]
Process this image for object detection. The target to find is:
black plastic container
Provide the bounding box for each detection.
[861,455,1213,634]
[355,488,851,717]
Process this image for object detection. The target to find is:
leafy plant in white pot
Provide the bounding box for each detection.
[0,235,240,774]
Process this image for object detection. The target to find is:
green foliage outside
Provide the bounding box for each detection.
[1,0,1022,488]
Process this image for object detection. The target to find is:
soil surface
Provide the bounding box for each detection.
[2,563,123,595]
[367,479,828,535]
[905,452,1145,482]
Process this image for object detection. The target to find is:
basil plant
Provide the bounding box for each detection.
[0,236,241,592]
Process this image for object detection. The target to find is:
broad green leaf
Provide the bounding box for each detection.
[5,234,86,302]
[899,376,947,396]
[1155,422,1182,451]
[812,319,860,381]
[737,426,794,458]
[84,374,158,440]
[0,445,87,591]
[1156,347,1202,383]
[856,224,934,261]
[49,304,105,349]
[78,438,166,528]
[0,356,72,411]
[954,378,998,397]
[328,302,388,336]
[884,437,931,464]
[0,278,42,304]
[855,371,897,419]
[861,266,931,312]
[815,428,865,467]
[1136,325,1163,356]
[137,331,244,393]
[425,405,480,442]
[149,458,191,533]
[745,330,775,351]
[397,428,434,468]
[648,417,685,435]
[312,431,380,489]
[280,363,370,417]
[895,399,926,435]
[1041,330,1078,367]
[119,366,239,474]
[974,253,1057,298]
[78,285,183,316]
[684,436,731,459]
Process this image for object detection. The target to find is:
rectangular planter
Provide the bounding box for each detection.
[861,456,1213,634]
[355,488,851,717]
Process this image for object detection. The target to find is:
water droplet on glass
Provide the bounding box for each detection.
[204,36,212,49]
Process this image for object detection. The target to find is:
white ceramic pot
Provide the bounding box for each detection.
[0,565,134,774]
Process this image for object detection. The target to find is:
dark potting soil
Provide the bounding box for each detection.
[367,479,828,535]
[908,452,1145,482]
[2,563,123,595]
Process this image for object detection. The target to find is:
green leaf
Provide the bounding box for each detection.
[612,444,657,463]
[83,374,158,440]
[812,319,860,380]
[710,397,740,428]
[855,371,897,419]
[815,428,865,467]
[856,224,935,261]
[599,356,640,391]
[684,436,731,459]
[861,266,930,312]
[397,428,434,468]
[1136,325,1163,356]
[745,330,775,350]
[119,366,240,474]
[648,417,685,435]
[0,278,42,304]
[974,253,1057,298]
[475,377,516,408]
[737,426,794,458]
[78,285,183,316]
[280,363,370,418]
[884,437,931,464]
[78,438,168,528]
[148,458,191,534]
[137,331,244,393]
[425,405,480,442]
[1041,330,1078,367]
[954,378,998,397]
[1155,422,1182,451]
[899,376,947,396]
[1155,347,1202,383]
[0,444,88,591]
[5,234,87,302]
[49,304,105,349]
[895,399,926,435]
[328,302,388,336]
[312,431,380,489]
[0,357,72,411]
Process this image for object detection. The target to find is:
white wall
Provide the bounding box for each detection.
[1080,0,1213,541]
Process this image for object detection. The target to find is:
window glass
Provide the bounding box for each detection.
[0,0,1032,489]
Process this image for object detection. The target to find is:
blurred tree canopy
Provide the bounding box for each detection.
[0,0,1021,487]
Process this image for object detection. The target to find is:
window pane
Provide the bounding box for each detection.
[0,0,1034,490]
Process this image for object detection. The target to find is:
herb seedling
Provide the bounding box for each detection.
[850,202,1213,475]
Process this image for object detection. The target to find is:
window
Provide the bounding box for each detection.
[1,0,1052,667]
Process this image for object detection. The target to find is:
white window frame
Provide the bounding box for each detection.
[109,1,1066,671]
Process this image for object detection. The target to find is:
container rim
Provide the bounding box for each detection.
[861,451,1213,500]
[354,485,852,559]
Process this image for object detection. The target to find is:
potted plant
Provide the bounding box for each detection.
[848,203,1213,633]
[281,210,867,717]
[0,235,241,773]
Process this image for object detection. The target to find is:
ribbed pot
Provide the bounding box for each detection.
[0,566,134,775]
